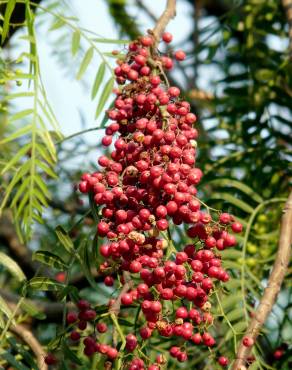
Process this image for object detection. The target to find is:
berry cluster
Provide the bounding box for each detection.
[73,31,243,369]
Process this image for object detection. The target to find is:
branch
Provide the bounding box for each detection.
[109,272,133,316]
[10,324,48,370]
[282,0,292,59]
[151,0,176,44]
[233,191,292,369]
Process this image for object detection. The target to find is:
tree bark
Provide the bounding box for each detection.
[233,191,292,369]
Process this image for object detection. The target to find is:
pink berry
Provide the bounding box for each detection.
[162,32,173,43]
[174,50,186,61]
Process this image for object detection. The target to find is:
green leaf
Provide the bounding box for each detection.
[0,161,31,212]
[118,317,134,327]
[209,178,263,203]
[225,321,247,340]
[35,159,58,178]
[209,192,254,213]
[93,37,130,44]
[0,124,32,145]
[34,173,49,196]
[76,47,94,80]
[0,252,26,281]
[224,279,242,290]
[55,225,74,253]
[0,143,31,174]
[91,62,106,99]
[4,92,34,100]
[222,260,241,270]
[20,299,46,320]
[78,240,99,289]
[25,277,65,292]
[1,352,30,370]
[7,337,38,369]
[221,293,242,312]
[71,30,80,56]
[49,18,65,31]
[220,249,242,260]
[33,251,68,270]
[9,109,34,122]
[95,77,114,119]
[0,295,13,319]
[62,341,83,366]
[226,308,244,322]
[10,177,31,208]
[248,362,260,370]
[1,0,17,44]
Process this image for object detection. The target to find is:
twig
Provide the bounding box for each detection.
[282,0,292,59]
[9,324,48,370]
[151,0,176,45]
[233,191,292,369]
[109,272,133,316]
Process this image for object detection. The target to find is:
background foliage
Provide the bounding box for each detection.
[0,0,291,369]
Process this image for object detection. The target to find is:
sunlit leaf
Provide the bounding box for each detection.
[91,61,106,99]
[1,0,17,44]
[0,252,26,282]
[95,77,114,119]
[33,251,68,270]
[76,47,94,80]
[55,225,74,253]
[25,277,65,292]
[71,30,80,56]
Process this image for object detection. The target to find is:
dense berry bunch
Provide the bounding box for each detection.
[72,32,242,369]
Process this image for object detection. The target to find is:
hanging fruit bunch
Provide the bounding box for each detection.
[46,31,242,369]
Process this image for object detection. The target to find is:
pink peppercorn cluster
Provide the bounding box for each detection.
[73,31,243,369]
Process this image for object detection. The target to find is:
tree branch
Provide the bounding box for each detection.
[151,0,176,44]
[10,324,48,370]
[233,191,292,369]
[109,272,133,316]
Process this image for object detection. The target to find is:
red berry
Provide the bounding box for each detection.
[107,347,118,360]
[242,336,254,347]
[140,35,153,46]
[231,221,243,233]
[121,293,133,305]
[77,300,90,311]
[176,306,188,319]
[70,331,81,341]
[162,32,173,43]
[273,349,284,360]
[97,221,109,236]
[218,356,229,367]
[102,135,112,146]
[174,50,186,61]
[96,322,108,333]
[169,346,180,357]
[156,219,169,230]
[66,311,78,324]
[44,353,57,365]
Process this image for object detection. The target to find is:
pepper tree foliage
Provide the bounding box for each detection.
[0,0,291,369]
